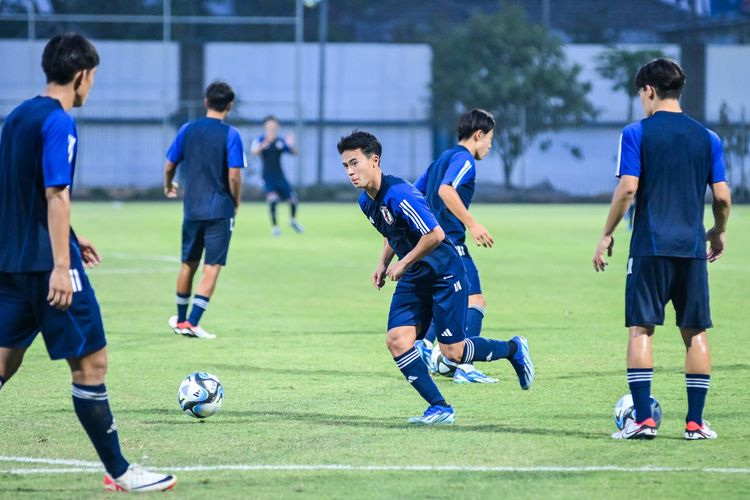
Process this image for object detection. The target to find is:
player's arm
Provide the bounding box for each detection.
[593,175,639,272]
[284,134,298,155]
[46,186,73,310]
[164,159,178,198]
[438,184,493,248]
[229,168,242,213]
[706,131,732,262]
[250,137,266,155]
[227,128,245,213]
[372,239,396,289]
[387,226,445,282]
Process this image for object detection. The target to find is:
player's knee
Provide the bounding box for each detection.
[469,294,486,310]
[70,349,108,385]
[385,333,410,356]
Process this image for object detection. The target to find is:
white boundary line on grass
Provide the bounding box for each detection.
[2,457,749,475]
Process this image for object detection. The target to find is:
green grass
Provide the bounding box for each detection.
[1,203,748,499]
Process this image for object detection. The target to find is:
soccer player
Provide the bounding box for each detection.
[338,130,534,424]
[0,33,175,492]
[165,82,245,339]
[593,58,731,440]
[250,115,303,236]
[414,109,525,385]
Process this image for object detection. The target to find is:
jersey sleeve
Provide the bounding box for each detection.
[41,110,76,188]
[616,122,642,178]
[413,169,428,194]
[226,127,246,168]
[166,123,189,164]
[391,184,439,235]
[441,152,475,187]
[708,130,728,184]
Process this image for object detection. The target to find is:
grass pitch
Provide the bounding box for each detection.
[0,202,748,499]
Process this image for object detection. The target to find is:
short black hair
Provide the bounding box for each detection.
[42,33,99,85]
[337,130,382,158]
[205,81,235,112]
[635,58,685,100]
[457,108,495,141]
[262,115,279,125]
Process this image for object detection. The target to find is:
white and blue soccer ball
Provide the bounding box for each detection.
[431,347,457,378]
[614,393,662,430]
[178,372,224,419]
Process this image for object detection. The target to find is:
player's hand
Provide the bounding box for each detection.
[593,235,614,272]
[48,266,73,311]
[285,134,295,148]
[77,236,102,268]
[386,261,408,282]
[372,264,387,289]
[706,227,726,262]
[468,222,494,248]
[164,181,178,199]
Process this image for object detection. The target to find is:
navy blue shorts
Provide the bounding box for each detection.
[0,245,107,360]
[387,262,468,345]
[264,177,295,201]
[625,256,712,329]
[182,217,234,266]
[455,243,482,295]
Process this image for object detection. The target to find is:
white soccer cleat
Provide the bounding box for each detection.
[180,323,216,339]
[168,316,182,335]
[103,464,176,492]
[685,420,718,440]
[611,417,658,440]
[453,364,498,384]
[272,226,281,237]
[289,219,304,233]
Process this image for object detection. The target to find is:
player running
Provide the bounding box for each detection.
[339,130,534,424]
[165,82,245,339]
[593,58,731,440]
[0,33,176,492]
[250,115,303,237]
[414,109,524,384]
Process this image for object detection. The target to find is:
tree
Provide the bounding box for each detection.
[431,7,596,188]
[595,46,669,123]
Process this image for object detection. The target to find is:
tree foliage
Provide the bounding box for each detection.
[432,7,596,187]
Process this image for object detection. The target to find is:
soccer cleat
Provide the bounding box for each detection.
[611,417,658,439]
[289,219,304,233]
[176,321,216,339]
[453,364,498,384]
[272,226,281,237]
[168,315,182,335]
[685,420,718,440]
[414,339,436,373]
[509,336,534,390]
[407,405,455,425]
[103,464,176,492]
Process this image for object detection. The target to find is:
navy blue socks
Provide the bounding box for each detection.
[188,294,209,326]
[72,384,129,478]
[423,321,437,344]
[394,347,446,406]
[460,337,512,364]
[627,368,654,423]
[686,374,710,425]
[176,292,190,322]
[466,305,485,338]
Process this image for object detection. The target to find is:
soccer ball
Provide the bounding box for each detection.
[614,393,662,430]
[178,372,224,419]
[431,347,457,378]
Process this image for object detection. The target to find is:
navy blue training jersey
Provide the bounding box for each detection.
[251,134,291,184]
[617,111,727,258]
[167,117,245,221]
[414,145,476,245]
[360,174,459,274]
[0,96,78,272]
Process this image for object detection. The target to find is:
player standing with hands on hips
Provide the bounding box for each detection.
[593,58,731,440]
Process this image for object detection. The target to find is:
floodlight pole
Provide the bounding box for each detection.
[316,0,328,186]
[295,0,304,187]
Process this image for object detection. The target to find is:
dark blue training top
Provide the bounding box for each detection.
[414,145,476,245]
[359,174,459,275]
[0,96,78,272]
[252,134,291,184]
[167,117,245,221]
[617,111,727,258]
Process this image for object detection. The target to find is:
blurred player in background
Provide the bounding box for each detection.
[339,130,534,424]
[0,33,175,492]
[414,109,527,385]
[593,58,731,440]
[250,115,303,236]
[165,82,245,339]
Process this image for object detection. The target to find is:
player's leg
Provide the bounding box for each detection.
[0,273,38,389]
[170,218,204,333]
[0,347,27,389]
[288,191,303,233]
[388,281,453,424]
[673,258,716,438]
[463,250,485,338]
[266,191,281,236]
